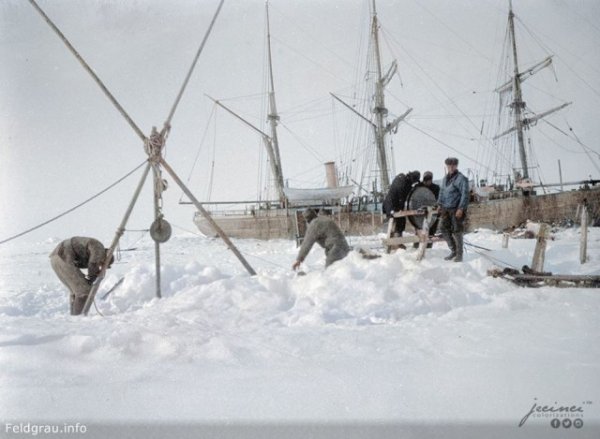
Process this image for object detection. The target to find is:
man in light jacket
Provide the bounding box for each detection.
[292,209,350,270]
[437,158,469,262]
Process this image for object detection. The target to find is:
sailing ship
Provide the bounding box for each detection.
[189,0,400,240]
[464,0,600,231]
[189,0,599,240]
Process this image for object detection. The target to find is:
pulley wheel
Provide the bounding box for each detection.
[406,186,437,229]
[150,218,172,243]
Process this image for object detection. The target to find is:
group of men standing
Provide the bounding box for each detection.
[291,156,469,273]
[383,157,469,262]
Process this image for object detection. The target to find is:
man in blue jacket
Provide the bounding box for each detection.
[437,158,469,262]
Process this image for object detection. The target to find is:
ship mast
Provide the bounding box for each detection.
[331,0,412,195]
[498,0,571,181]
[371,0,391,191]
[265,1,286,203]
[508,0,529,180]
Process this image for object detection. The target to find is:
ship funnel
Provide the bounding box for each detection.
[324,161,339,188]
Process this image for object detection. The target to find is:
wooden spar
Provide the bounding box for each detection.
[27,0,146,142]
[205,94,286,204]
[83,163,153,315]
[330,93,375,127]
[160,158,257,276]
[558,160,564,191]
[164,0,225,128]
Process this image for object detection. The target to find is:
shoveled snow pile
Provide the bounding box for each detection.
[0,228,599,435]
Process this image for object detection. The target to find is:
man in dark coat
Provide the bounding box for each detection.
[437,158,469,262]
[418,171,440,199]
[382,170,421,237]
[49,237,113,315]
[416,171,441,237]
[292,209,350,270]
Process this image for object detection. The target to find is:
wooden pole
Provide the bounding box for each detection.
[152,166,162,298]
[502,232,509,248]
[160,158,257,276]
[531,223,549,273]
[558,159,564,192]
[83,162,152,315]
[580,204,588,264]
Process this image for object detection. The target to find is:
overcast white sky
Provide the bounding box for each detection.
[1,0,599,246]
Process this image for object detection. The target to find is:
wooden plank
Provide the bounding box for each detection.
[392,209,424,218]
[487,269,600,288]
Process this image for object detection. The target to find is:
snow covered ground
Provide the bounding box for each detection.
[0,227,599,438]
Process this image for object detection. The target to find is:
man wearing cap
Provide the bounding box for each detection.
[382,170,421,239]
[49,236,113,315]
[292,209,350,270]
[415,171,441,243]
[437,158,469,262]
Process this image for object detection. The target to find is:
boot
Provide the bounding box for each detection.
[453,233,464,262]
[443,234,456,260]
[71,295,88,316]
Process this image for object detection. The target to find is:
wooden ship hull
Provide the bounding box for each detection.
[194,185,600,240]
[466,186,600,231]
[194,208,386,240]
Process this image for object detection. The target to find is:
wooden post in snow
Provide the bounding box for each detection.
[502,232,510,248]
[580,204,588,264]
[531,223,550,272]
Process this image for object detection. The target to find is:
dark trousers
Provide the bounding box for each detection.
[440,208,465,256]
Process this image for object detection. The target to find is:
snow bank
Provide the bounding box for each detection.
[0,228,599,434]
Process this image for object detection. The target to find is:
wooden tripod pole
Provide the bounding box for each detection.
[152,165,162,298]
[159,158,257,276]
[83,162,152,315]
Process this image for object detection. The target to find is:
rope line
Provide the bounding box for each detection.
[27,0,146,142]
[464,243,519,270]
[0,161,147,246]
[164,0,225,128]
[405,121,493,172]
